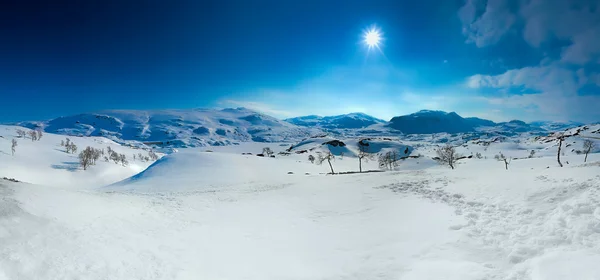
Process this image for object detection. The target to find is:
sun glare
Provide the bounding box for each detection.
[363,27,382,49]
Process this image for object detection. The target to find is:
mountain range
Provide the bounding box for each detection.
[14,108,587,148]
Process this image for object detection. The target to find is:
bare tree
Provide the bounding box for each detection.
[92,148,101,164]
[66,142,78,154]
[11,139,17,156]
[148,150,158,161]
[528,150,536,158]
[475,152,483,159]
[557,136,564,167]
[28,130,37,141]
[317,152,335,174]
[583,140,595,163]
[78,147,94,170]
[262,147,274,157]
[138,152,145,162]
[119,154,128,166]
[357,141,374,172]
[36,129,43,140]
[308,154,315,163]
[435,144,459,169]
[65,138,71,147]
[378,151,398,170]
[495,152,511,170]
[16,129,26,138]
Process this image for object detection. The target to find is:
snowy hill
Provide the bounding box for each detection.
[17,108,320,148]
[285,112,386,129]
[0,125,158,187]
[387,110,497,134]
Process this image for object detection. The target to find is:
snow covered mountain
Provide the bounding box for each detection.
[285,112,386,129]
[17,108,320,148]
[387,110,497,134]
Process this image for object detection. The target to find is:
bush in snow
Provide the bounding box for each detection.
[434,145,459,169]
[78,147,94,170]
[528,150,536,158]
[148,150,159,161]
[28,130,37,141]
[66,142,78,154]
[583,140,595,163]
[308,154,315,163]
[475,152,483,159]
[16,129,27,138]
[36,129,43,140]
[262,147,274,158]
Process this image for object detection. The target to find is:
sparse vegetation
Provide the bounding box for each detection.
[528,150,536,158]
[475,152,483,159]
[378,151,398,170]
[308,154,315,163]
[557,136,564,167]
[28,130,38,141]
[583,140,595,163]
[434,145,459,169]
[16,129,27,138]
[262,147,274,158]
[357,140,374,172]
[317,152,335,174]
[495,152,511,170]
[11,139,17,156]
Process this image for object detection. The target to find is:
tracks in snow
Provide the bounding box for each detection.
[378,173,600,279]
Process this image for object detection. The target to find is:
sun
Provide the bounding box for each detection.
[363,27,382,49]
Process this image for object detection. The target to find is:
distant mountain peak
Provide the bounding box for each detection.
[286,112,386,129]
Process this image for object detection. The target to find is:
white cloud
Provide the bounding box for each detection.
[466,63,600,122]
[458,0,516,47]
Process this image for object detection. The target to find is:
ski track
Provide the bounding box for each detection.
[378,173,600,279]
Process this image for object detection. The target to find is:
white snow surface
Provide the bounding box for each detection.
[1,125,600,279]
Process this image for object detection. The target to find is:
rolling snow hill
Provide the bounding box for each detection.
[285,113,386,129]
[17,108,320,148]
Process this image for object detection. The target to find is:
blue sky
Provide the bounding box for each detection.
[1,0,600,123]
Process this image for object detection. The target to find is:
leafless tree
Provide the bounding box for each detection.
[16,129,27,138]
[70,143,78,154]
[308,154,315,163]
[138,152,145,162]
[65,138,71,147]
[28,130,37,141]
[119,154,128,166]
[36,129,43,140]
[109,150,120,164]
[583,140,595,163]
[262,147,274,157]
[495,152,511,170]
[435,144,459,169]
[78,147,94,170]
[378,151,398,170]
[357,141,374,172]
[475,152,483,159]
[148,150,158,161]
[528,150,536,158]
[317,152,335,174]
[557,136,564,167]
[92,148,101,164]
[11,139,17,156]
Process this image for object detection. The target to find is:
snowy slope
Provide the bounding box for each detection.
[285,112,386,129]
[1,136,600,279]
[0,125,159,188]
[17,108,320,148]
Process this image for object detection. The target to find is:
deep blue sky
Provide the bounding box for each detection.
[1,0,600,122]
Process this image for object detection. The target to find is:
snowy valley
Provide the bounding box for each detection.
[1,109,600,280]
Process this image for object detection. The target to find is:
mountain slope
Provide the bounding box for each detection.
[18,108,320,148]
[388,110,497,134]
[285,112,386,129]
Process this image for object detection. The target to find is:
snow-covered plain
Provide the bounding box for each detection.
[1,124,599,280]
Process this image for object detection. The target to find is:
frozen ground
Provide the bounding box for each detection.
[1,126,599,279]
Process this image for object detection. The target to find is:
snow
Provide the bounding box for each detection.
[1,124,600,279]
[17,108,320,148]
